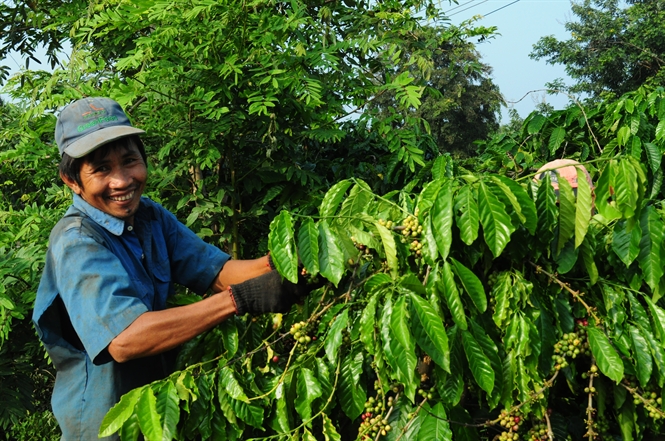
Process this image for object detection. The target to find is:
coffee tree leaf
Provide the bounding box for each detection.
[416,179,443,216]
[461,330,495,394]
[268,210,298,283]
[477,181,514,258]
[438,261,468,330]
[575,166,593,248]
[637,323,665,388]
[614,160,638,220]
[587,326,624,383]
[325,309,349,364]
[297,217,320,277]
[491,272,513,329]
[418,402,452,441]
[612,220,641,267]
[156,381,180,441]
[557,175,576,255]
[548,126,566,155]
[389,295,419,401]
[409,290,450,372]
[360,291,380,355]
[469,319,503,407]
[319,179,352,217]
[626,291,651,331]
[220,366,249,403]
[535,173,558,242]
[431,179,454,260]
[376,221,398,277]
[638,206,664,295]
[338,180,372,227]
[450,257,487,313]
[628,325,653,388]
[231,399,264,429]
[296,368,323,423]
[489,175,537,235]
[453,183,479,245]
[643,296,665,342]
[580,237,599,285]
[318,220,344,286]
[136,386,163,441]
[322,413,342,441]
[421,214,439,266]
[119,414,140,441]
[338,349,366,420]
[99,386,143,437]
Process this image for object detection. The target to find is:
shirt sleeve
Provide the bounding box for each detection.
[151,200,231,293]
[51,226,149,364]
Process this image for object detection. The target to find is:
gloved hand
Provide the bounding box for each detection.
[229,270,322,315]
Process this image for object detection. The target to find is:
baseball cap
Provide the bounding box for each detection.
[55,97,145,158]
[534,159,594,197]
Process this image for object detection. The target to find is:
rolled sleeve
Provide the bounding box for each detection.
[53,229,148,364]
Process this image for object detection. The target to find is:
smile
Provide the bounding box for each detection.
[108,191,135,202]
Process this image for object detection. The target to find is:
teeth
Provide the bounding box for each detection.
[110,191,134,202]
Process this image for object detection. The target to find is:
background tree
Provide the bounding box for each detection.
[370,29,504,158]
[530,0,665,101]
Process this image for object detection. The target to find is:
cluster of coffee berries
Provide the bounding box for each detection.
[593,414,611,438]
[632,390,663,420]
[377,218,394,229]
[526,422,549,441]
[400,213,422,240]
[350,236,373,262]
[417,387,434,401]
[289,321,315,351]
[357,383,394,440]
[552,320,590,371]
[497,409,524,441]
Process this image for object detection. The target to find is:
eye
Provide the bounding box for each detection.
[93,165,111,173]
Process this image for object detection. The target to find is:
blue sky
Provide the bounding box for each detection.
[448,0,575,122]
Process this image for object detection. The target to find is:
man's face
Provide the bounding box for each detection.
[62,141,147,224]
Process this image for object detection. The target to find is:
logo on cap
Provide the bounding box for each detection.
[77,102,118,133]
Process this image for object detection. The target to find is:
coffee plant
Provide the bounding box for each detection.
[98,145,665,440]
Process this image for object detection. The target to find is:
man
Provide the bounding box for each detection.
[32,97,307,440]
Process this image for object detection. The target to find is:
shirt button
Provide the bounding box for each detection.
[127,226,133,232]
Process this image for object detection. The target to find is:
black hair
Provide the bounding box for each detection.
[58,136,147,187]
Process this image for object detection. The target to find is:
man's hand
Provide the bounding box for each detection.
[229,270,324,315]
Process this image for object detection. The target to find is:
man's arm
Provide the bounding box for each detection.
[107,290,236,363]
[210,255,272,290]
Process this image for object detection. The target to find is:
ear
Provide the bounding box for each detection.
[60,172,82,195]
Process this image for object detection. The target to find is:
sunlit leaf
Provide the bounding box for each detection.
[478,181,514,258]
[454,183,479,245]
[268,210,298,283]
[450,258,487,313]
[298,217,320,276]
[319,179,352,217]
[587,326,624,383]
[461,330,495,394]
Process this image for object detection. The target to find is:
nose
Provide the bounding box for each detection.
[108,166,133,189]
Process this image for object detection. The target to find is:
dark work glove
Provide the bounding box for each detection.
[230,270,322,315]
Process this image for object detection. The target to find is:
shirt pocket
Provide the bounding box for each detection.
[151,259,173,310]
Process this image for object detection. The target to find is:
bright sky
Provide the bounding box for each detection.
[3,0,575,123]
[447,0,575,122]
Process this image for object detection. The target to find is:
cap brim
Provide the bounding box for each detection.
[63,126,146,158]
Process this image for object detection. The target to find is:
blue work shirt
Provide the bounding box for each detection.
[33,194,230,440]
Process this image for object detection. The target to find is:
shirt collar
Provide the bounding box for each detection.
[72,193,126,236]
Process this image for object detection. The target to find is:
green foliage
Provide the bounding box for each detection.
[530,0,665,101]
[99,84,665,438]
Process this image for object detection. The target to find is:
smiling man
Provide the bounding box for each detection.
[32,97,312,440]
